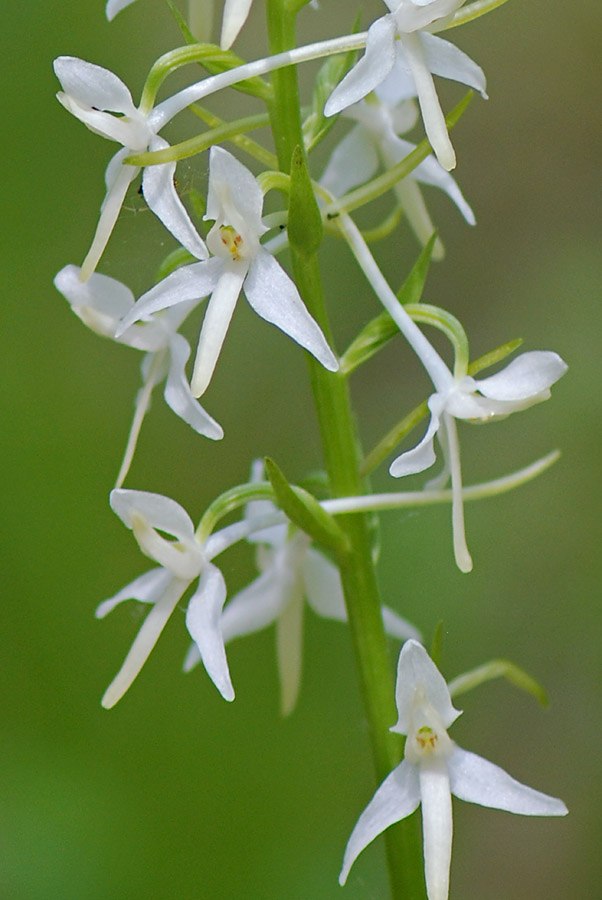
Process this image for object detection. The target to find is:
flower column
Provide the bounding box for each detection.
[265,1,424,897]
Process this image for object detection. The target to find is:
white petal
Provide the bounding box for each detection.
[110,488,197,542]
[377,57,422,106]
[419,757,453,900]
[420,32,487,99]
[448,747,568,816]
[95,567,171,618]
[191,262,247,396]
[220,0,254,49]
[321,125,380,198]
[392,0,463,32]
[164,333,224,439]
[244,251,338,371]
[106,0,138,20]
[117,259,223,335]
[206,146,265,238]
[475,351,568,402]
[142,136,209,261]
[56,92,146,146]
[276,587,304,715]
[302,549,347,620]
[381,606,422,641]
[114,354,165,489]
[54,264,133,336]
[101,576,189,708]
[325,15,398,117]
[443,414,473,574]
[392,640,461,734]
[185,563,234,701]
[339,761,421,885]
[393,138,475,224]
[54,56,138,116]
[389,394,444,478]
[394,176,444,258]
[221,567,288,642]
[182,640,201,672]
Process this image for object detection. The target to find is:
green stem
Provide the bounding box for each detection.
[265,2,424,897]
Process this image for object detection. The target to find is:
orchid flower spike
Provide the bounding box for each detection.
[324,0,487,170]
[53,56,208,280]
[340,640,567,899]
[97,489,235,708]
[185,465,420,714]
[389,349,568,572]
[54,265,223,488]
[321,85,474,259]
[117,146,338,397]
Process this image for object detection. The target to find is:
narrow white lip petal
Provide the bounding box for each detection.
[191,263,247,397]
[116,259,223,336]
[79,150,139,282]
[377,56,422,106]
[182,640,201,672]
[220,0,254,49]
[95,567,171,618]
[324,15,398,117]
[448,747,568,816]
[389,395,444,478]
[339,761,421,885]
[185,563,235,701]
[443,414,473,573]
[420,758,453,900]
[276,585,304,716]
[393,176,444,258]
[114,353,166,489]
[163,333,224,439]
[106,0,138,20]
[206,146,265,235]
[302,549,347,620]
[475,351,568,402]
[394,139,475,225]
[392,640,461,734]
[321,125,380,198]
[420,32,487,99]
[54,56,137,115]
[221,567,288,643]
[142,135,209,261]
[399,32,456,171]
[110,488,197,542]
[381,605,423,641]
[244,251,339,371]
[101,576,189,708]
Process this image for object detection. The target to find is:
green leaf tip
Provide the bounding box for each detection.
[288,146,323,255]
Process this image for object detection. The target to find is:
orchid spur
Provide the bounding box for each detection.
[54,264,223,488]
[325,0,487,170]
[117,146,338,397]
[53,56,208,281]
[339,640,568,900]
[97,489,235,708]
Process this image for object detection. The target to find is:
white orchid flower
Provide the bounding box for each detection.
[321,78,475,259]
[53,56,208,280]
[54,264,223,488]
[340,640,567,899]
[389,349,568,572]
[325,1,487,170]
[97,489,234,707]
[117,146,338,397]
[106,0,250,48]
[184,476,421,714]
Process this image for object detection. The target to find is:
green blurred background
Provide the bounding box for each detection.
[3,1,600,897]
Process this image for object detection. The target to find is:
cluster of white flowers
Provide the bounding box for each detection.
[53,2,568,897]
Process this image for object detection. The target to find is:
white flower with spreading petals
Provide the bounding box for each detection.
[54,264,223,487]
[106,0,252,49]
[53,56,208,280]
[321,80,474,259]
[184,478,421,714]
[117,146,338,397]
[389,349,568,572]
[325,1,487,170]
[340,640,567,899]
[97,489,234,708]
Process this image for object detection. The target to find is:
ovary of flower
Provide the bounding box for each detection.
[117,146,338,398]
[53,56,208,281]
[97,489,235,708]
[321,87,475,260]
[389,350,568,572]
[339,640,568,900]
[185,492,421,714]
[54,265,222,488]
[324,1,487,170]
